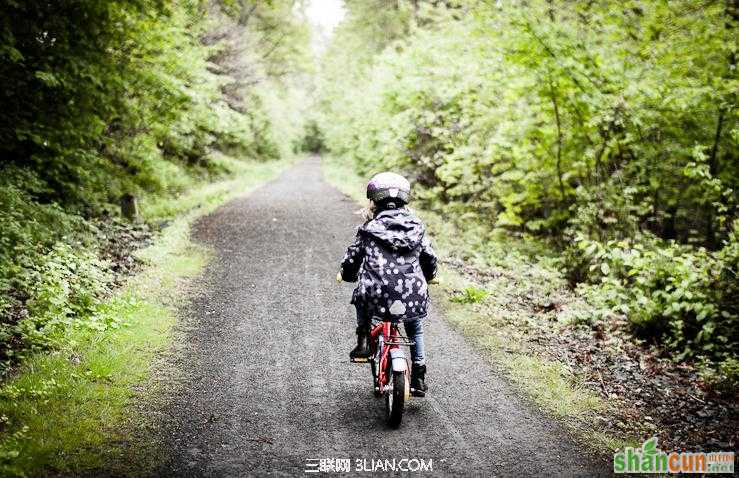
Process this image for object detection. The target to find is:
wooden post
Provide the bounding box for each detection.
[120,193,139,221]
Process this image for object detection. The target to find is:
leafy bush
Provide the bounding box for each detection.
[571,225,738,361]
[451,287,489,305]
[1,244,110,367]
[700,357,739,398]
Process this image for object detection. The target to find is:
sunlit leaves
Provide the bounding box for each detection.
[315,0,738,362]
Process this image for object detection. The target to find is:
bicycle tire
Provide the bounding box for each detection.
[385,370,405,428]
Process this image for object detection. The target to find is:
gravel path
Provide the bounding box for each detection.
[150,158,607,477]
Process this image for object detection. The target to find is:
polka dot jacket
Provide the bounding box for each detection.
[340,207,438,322]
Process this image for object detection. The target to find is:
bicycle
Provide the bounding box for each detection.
[352,317,414,428]
[337,273,414,428]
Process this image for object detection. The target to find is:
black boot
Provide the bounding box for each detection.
[411,363,428,397]
[349,326,371,361]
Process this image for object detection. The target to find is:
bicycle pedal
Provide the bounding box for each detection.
[410,388,426,398]
[350,357,369,363]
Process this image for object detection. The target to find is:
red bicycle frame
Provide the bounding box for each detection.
[370,321,402,391]
[362,319,413,428]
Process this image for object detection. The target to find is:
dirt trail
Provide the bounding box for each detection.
[146,157,607,476]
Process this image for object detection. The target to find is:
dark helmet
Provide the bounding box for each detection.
[366,172,411,205]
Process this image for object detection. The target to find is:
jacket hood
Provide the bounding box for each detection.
[360,208,425,252]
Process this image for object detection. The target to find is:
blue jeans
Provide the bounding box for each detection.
[356,309,425,365]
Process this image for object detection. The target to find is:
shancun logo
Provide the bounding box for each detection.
[613,437,734,474]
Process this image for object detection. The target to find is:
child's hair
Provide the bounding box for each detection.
[359,200,376,223]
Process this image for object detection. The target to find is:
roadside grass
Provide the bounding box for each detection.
[436,268,635,452]
[0,156,293,477]
[321,155,633,453]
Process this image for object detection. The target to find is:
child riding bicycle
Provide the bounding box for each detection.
[339,172,438,396]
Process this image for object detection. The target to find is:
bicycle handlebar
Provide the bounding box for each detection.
[337,271,439,285]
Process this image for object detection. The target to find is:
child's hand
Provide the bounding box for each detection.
[336,271,343,283]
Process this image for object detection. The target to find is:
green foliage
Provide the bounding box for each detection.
[700,357,739,397]
[319,1,737,243]
[0,170,88,291]
[316,1,738,367]
[0,0,309,210]
[572,223,738,361]
[0,242,111,367]
[299,120,326,153]
[0,0,311,372]
[450,286,489,304]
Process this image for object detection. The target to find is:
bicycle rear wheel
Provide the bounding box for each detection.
[370,359,382,397]
[385,370,406,428]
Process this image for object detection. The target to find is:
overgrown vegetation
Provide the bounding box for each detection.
[315,0,738,380]
[0,1,310,373]
[0,157,292,477]
[450,286,489,304]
